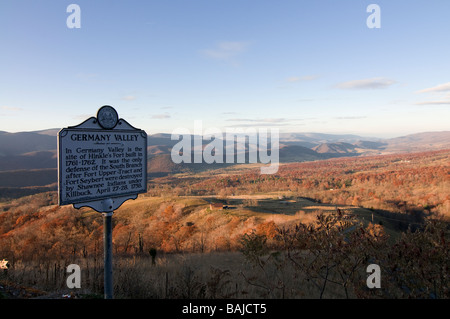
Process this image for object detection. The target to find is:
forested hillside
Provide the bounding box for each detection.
[0,148,448,298]
[150,149,450,221]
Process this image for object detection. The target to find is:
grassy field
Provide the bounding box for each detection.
[133,192,402,240]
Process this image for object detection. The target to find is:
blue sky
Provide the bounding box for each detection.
[1,1,449,138]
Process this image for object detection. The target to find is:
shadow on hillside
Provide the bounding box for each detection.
[370,207,430,232]
[201,195,432,234]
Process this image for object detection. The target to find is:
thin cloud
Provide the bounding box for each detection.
[287,77,301,82]
[201,41,249,62]
[415,100,450,106]
[417,82,450,94]
[334,116,367,120]
[287,75,320,82]
[336,77,396,90]
[121,95,136,101]
[227,122,295,128]
[227,118,258,122]
[227,118,290,123]
[295,98,314,102]
[0,105,22,111]
[225,118,305,128]
[151,113,171,119]
[415,83,450,105]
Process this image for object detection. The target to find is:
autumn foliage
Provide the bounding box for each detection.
[240,210,449,299]
[0,149,448,298]
[156,149,450,221]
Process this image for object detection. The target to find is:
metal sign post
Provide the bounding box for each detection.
[58,106,147,299]
[103,212,113,298]
[103,211,113,298]
[102,199,114,299]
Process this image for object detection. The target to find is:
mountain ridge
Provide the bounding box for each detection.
[0,130,449,174]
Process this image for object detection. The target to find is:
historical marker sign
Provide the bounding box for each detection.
[58,106,148,299]
[58,106,147,208]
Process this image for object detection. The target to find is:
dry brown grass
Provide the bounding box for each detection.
[3,251,351,299]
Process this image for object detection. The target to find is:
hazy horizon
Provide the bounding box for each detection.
[2,126,450,141]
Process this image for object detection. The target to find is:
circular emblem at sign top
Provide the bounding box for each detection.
[97,105,119,129]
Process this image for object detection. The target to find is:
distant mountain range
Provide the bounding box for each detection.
[1,129,449,175]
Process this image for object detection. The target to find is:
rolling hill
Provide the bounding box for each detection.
[384,131,450,153]
[0,129,449,180]
[0,131,56,157]
[312,142,358,154]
